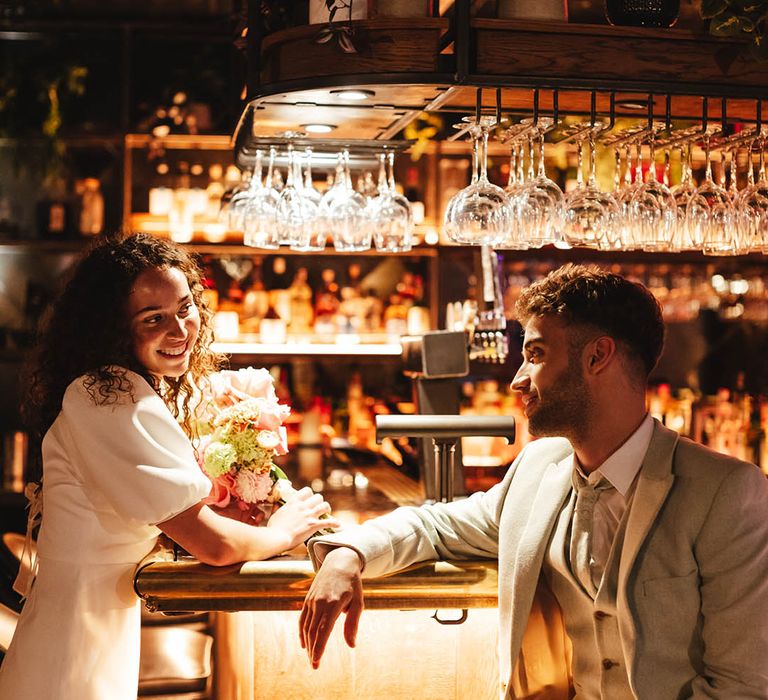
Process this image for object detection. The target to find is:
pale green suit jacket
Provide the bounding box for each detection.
[310,420,768,699]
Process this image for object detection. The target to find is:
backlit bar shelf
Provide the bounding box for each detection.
[211,340,403,357]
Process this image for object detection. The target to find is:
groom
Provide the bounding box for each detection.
[300,264,768,699]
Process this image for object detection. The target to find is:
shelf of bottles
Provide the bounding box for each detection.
[196,248,435,358]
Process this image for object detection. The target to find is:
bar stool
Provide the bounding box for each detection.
[139,626,213,698]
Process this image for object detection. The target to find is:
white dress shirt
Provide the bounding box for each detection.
[573,413,654,589]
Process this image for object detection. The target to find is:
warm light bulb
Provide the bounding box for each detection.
[330,89,375,101]
[301,123,336,134]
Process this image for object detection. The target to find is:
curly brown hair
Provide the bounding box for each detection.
[515,264,665,379]
[23,232,225,449]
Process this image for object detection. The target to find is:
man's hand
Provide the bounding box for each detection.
[299,546,364,669]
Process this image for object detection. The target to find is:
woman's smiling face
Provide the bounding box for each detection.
[127,266,200,379]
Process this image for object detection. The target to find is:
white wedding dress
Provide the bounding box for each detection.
[0,369,210,700]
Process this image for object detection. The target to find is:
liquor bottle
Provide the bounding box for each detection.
[77,178,104,237]
[314,268,340,335]
[403,165,425,225]
[37,176,71,239]
[288,267,314,333]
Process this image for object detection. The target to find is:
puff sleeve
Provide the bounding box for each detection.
[60,370,211,525]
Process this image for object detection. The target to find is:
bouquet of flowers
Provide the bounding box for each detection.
[195,367,297,524]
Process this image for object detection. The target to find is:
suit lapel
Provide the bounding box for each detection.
[515,454,575,582]
[618,419,678,589]
[503,453,574,697]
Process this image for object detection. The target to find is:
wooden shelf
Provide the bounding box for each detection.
[0,239,88,254]
[242,16,768,150]
[124,134,233,151]
[212,339,403,358]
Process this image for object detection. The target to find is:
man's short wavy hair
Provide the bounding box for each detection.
[515,264,665,379]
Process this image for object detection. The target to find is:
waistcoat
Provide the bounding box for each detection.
[543,489,636,699]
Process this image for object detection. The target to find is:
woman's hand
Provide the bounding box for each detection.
[266,487,339,552]
[299,547,364,669]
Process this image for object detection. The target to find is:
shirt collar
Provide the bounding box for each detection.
[573,413,654,497]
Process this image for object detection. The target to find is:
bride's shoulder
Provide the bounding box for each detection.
[63,366,156,408]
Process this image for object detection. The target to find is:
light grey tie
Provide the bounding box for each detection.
[569,473,610,598]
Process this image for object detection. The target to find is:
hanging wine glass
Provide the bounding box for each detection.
[517,123,565,248]
[723,145,750,254]
[326,149,371,251]
[630,130,677,251]
[612,142,639,250]
[444,115,512,246]
[497,138,526,249]
[563,130,619,249]
[687,134,736,255]
[754,138,768,253]
[291,147,326,251]
[368,151,413,252]
[243,146,280,249]
[737,137,768,253]
[276,144,319,247]
[669,143,698,251]
[443,128,479,244]
[388,151,414,248]
[318,152,347,246]
[226,160,256,232]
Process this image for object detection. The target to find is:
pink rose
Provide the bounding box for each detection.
[203,471,237,508]
[228,368,277,401]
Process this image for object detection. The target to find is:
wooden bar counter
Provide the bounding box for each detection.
[134,455,502,700]
[135,556,498,614]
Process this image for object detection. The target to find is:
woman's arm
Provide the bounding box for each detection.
[159,487,339,566]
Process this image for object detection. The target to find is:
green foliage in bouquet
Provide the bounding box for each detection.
[701,0,768,61]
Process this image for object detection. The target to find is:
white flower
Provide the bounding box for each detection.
[255,430,280,450]
[273,478,298,504]
[228,367,278,401]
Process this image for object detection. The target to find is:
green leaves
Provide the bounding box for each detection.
[313,23,358,53]
[701,0,730,19]
[702,0,768,61]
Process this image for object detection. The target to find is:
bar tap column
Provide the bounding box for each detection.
[375,414,516,503]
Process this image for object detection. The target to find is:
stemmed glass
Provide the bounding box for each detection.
[367,151,413,252]
[614,142,641,250]
[723,146,750,254]
[687,134,735,255]
[737,137,768,253]
[517,123,565,248]
[444,115,512,246]
[670,143,698,251]
[276,144,319,247]
[324,150,371,251]
[498,139,527,249]
[226,161,255,232]
[563,129,619,249]
[291,147,326,251]
[753,139,768,253]
[243,146,280,249]
[630,131,677,251]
